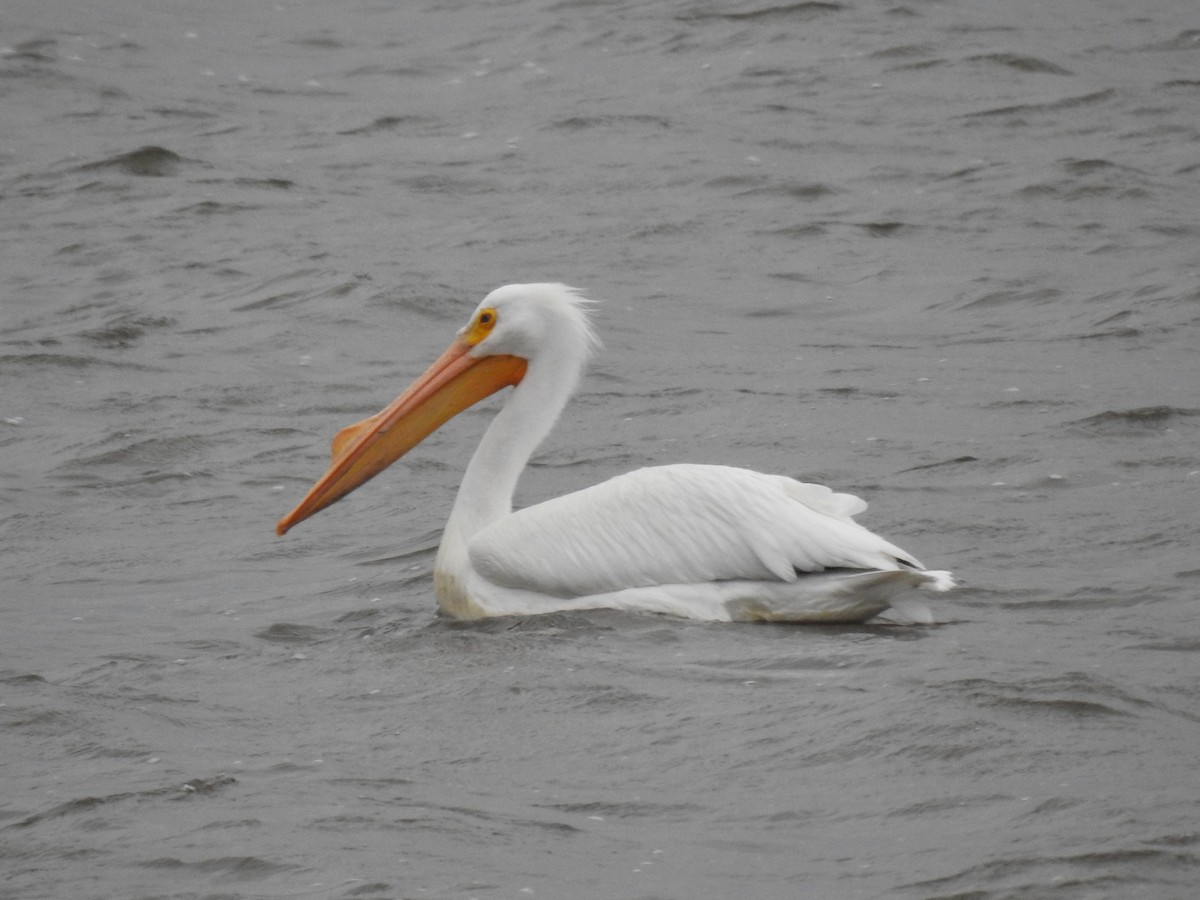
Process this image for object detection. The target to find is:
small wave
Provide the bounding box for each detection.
[899,455,981,473]
[905,844,1198,898]
[2,38,57,62]
[870,43,937,61]
[727,180,839,200]
[952,286,1064,310]
[77,146,187,178]
[1068,406,1200,436]
[953,672,1150,722]
[373,284,472,319]
[963,88,1116,119]
[859,220,908,237]
[10,774,238,830]
[547,114,670,131]
[287,35,348,50]
[79,314,176,349]
[966,52,1073,75]
[0,672,47,685]
[232,277,368,312]
[677,2,845,23]
[1140,28,1200,52]
[229,176,294,189]
[138,855,293,879]
[395,173,497,195]
[255,622,337,645]
[62,433,213,471]
[0,352,154,371]
[338,114,437,136]
[1131,636,1200,653]
[148,106,218,120]
[175,200,261,216]
[537,799,704,821]
[763,223,827,238]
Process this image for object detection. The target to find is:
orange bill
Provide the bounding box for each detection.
[276,338,526,535]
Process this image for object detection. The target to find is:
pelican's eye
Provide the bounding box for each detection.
[464,307,499,346]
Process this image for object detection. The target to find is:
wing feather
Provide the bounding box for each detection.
[468,464,921,598]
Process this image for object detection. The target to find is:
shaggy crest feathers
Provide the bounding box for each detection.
[476,283,602,362]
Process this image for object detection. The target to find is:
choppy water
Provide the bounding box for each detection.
[3,0,1200,897]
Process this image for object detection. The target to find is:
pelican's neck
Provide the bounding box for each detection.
[437,344,584,571]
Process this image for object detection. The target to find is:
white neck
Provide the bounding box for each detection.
[434,342,584,587]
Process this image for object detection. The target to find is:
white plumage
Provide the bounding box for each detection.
[471,465,917,594]
[277,283,953,623]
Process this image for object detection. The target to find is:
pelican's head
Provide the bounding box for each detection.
[275,283,598,535]
[461,283,600,365]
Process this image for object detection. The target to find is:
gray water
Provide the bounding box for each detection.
[3,0,1200,897]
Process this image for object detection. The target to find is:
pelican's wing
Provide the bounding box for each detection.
[467,463,923,598]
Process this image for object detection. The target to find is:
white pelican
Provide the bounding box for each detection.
[277,283,953,622]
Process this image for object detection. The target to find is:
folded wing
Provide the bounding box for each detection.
[467,463,922,598]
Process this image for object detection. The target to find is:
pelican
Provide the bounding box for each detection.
[277,283,953,622]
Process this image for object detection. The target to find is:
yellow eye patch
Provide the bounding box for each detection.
[464,307,498,346]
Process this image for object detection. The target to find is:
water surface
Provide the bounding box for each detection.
[3,0,1199,897]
